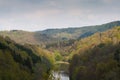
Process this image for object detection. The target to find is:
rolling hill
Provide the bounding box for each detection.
[0,21,120,46]
[0,30,57,47]
[39,21,120,40]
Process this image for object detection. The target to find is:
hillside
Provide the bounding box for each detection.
[39,21,120,40]
[44,21,120,61]
[0,30,37,44]
[0,30,57,46]
[69,26,120,80]
[0,36,54,80]
[0,21,120,46]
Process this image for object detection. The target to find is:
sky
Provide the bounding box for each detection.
[0,0,120,31]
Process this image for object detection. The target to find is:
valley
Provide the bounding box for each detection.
[0,0,120,79]
[0,21,120,80]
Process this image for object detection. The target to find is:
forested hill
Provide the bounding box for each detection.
[0,36,54,80]
[0,30,57,46]
[0,21,120,46]
[69,26,120,80]
[39,21,120,40]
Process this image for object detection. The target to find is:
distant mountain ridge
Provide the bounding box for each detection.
[0,21,120,45]
[39,21,120,40]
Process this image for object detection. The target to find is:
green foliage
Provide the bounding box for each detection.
[0,36,54,80]
[54,51,62,61]
[69,26,120,80]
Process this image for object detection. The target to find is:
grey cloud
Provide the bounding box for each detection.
[0,0,120,31]
[0,0,120,13]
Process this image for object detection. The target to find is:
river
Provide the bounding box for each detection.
[52,61,69,80]
[52,71,69,80]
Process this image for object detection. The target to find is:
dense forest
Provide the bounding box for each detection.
[0,36,54,80]
[69,27,120,80]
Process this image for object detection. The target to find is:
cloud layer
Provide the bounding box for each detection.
[0,0,120,31]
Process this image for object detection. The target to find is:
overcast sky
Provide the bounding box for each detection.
[0,0,120,31]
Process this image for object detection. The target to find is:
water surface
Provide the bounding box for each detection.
[53,71,69,80]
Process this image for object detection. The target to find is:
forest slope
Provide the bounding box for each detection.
[39,21,120,40]
[69,26,120,80]
[0,36,54,80]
